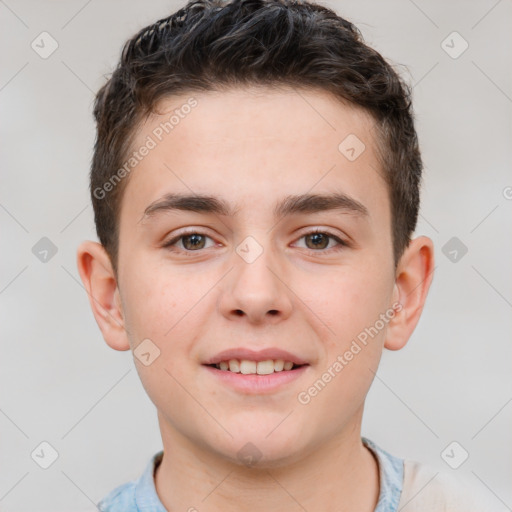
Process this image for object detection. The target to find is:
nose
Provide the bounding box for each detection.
[217,240,293,325]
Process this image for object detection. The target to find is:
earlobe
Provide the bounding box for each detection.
[76,241,130,351]
[384,236,435,351]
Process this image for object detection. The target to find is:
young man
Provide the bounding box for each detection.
[77,0,494,510]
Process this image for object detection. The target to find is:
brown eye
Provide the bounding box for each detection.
[294,230,347,253]
[181,234,206,250]
[304,232,330,250]
[163,231,215,252]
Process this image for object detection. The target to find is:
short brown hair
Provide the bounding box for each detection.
[90,0,422,275]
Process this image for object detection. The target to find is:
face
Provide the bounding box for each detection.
[114,87,398,466]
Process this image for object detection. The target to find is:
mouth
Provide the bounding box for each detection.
[205,359,307,375]
[201,348,310,394]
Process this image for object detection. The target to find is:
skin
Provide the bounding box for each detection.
[77,86,434,511]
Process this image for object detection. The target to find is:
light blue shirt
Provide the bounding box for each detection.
[97,437,404,511]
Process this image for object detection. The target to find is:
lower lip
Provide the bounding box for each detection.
[203,365,309,394]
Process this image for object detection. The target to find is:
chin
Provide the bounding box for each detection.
[210,420,310,469]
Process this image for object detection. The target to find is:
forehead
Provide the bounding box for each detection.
[120,86,387,224]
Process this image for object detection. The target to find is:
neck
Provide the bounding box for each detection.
[154,411,380,512]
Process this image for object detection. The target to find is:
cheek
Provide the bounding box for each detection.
[120,258,202,341]
[297,264,393,349]
[119,266,204,405]
[296,274,390,427]
[119,262,216,397]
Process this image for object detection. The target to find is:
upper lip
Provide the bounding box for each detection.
[203,348,309,366]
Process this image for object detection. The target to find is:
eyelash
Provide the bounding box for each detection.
[162,228,348,255]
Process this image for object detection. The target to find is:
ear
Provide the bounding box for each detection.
[76,240,130,351]
[384,236,435,351]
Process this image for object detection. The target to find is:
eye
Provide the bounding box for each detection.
[162,231,216,252]
[294,229,347,253]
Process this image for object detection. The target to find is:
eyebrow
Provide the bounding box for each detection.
[140,191,369,223]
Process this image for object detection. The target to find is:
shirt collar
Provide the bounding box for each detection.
[135,438,403,511]
[134,450,166,511]
[362,436,404,511]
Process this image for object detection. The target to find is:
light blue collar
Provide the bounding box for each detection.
[362,436,404,511]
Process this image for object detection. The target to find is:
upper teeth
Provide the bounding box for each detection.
[216,359,295,374]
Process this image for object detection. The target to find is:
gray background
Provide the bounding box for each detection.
[1,0,511,510]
